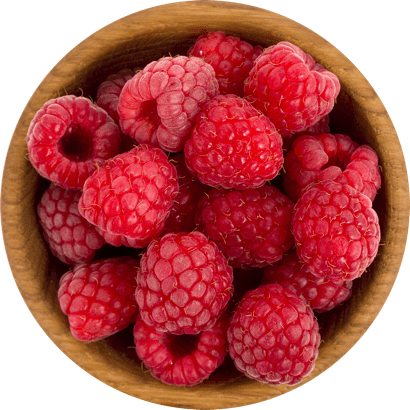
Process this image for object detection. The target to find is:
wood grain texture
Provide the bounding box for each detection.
[1,1,409,408]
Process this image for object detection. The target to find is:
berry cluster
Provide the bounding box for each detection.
[27,31,382,388]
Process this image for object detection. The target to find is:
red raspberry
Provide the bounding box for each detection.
[244,41,340,137]
[283,133,360,202]
[96,68,135,123]
[188,31,263,96]
[57,256,140,341]
[117,56,219,152]
[161,153,209,235]
[196,186,295,268]
[282,114,330,152]
[133,312,229,386]
[26,95,121,190]
[37,183,105,265]
[135,231,233,335]
[263,250,353,313]
[78,145,178,246]
[318,145,382,202]
[227,284,321,386]
[292,180,381,281]
[184,94,283,190]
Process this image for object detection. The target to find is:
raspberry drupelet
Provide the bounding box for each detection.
[117,55,219,152]
[57,256,140,342]
[227,283,321,386]
[196,185,295,269]
[136,231,233,335]
[184,94,283,190]
[134,312,229,386]
[188,30,263,96]
[78,144,179,247]
[26,95,121,190]
[291,180,381,281]
[244,41,340,137]
[37,183,105,265]
[263,250,353,313]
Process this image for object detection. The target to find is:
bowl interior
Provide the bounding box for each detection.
[2,1,409,409]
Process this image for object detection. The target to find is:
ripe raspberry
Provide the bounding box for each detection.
[161,153,209,235]
[263,250,353,313]
[188,31,263,96]
[227,283,321,385]
[292,180,381,281]
[117,56,219,152]
[244,41,340,137]
[133,312,229,386]
[283,133,359,202]
[196,185,295,268]
[57,256,140,341]
[96,68,135,123]
[26,95,121,190]
[78,145,179,246]
[283,114,330,152]
[135,231,233,335]
[37,183,105,265]
[318,145,382,202]
[184,94,283,190]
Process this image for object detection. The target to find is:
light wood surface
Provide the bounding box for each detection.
[2,1,409,408]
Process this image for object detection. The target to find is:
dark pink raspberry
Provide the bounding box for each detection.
[37,183,105,265]
[161,153,209,235]
[282,114,330,152]
[263,250,353,313]
[133,312,229,386]
[57,256,140,341]
[244,41,340,137]
[135,231,233,335]
[227,284,321,386]
[78,145,179,246]
[184,94,283,190]
[26,95,121,190]
[292,180,381,281]
[96,68,136,123]
[196,185,295,268]
[283,133,359,202]
[318,145,382,202]
[188,31,263,96]
[117,56,219,152]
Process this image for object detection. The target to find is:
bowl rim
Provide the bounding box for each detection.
[2,1,410,408]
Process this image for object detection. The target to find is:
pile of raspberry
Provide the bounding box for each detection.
[26,30,382,388]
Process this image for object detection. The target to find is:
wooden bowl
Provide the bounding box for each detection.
[2,1,409,408]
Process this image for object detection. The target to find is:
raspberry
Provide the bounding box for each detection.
[78,145,179,246]
[291,180,381,281]
[184,94,283,190]
[57,256,140,341]
[26,95,121,190]
[161,153,210,236]
[133,312,229,386]
[37,183,105,265]
[117,56,219,152]
[188,31,263,96]
[196,185,295,268]
[282,114,330,152]
[244,41,340,137]
[283,133,359,202]
[96,68,136,123]
[318,145,382,202]
[263,250,353,313]
[227,284,321,385]
[135,231,233,335]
